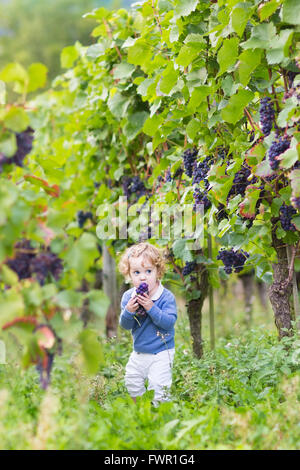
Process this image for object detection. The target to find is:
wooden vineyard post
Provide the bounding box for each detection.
[208,233,215,350]
[103,243,119,337]
[286,245,300,332]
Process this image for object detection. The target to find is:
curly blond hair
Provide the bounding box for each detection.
[118,242,166,283]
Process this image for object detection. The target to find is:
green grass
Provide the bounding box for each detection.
[0,287,300,450]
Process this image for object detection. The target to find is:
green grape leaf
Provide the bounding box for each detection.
[176,44,200,67]
[241,23,276,49]
[123,111,149,141]
[113,62,135,80]
[127,39,153,69]
[174,0,198,19]
[83,290,110,317]
[217,37,239,76]
[258,0,280,21]
[61,46,79,69]
[143,114,164,137]
[108,92,131,119]
[27,63,48,92]
[0,131,17,157]
[231,2,253,37]
[238,49,262,86]
[78,329,104,374]
[221,89,254,124]
[4,107,30,133]
[281,0,300,25]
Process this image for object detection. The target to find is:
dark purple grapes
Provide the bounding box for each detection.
[165,167,172,182]
[268,137,290,170]
[182,261,196,276]
[217,147,227,161]
[174,166,184,179]
[192,156,213,185]
[6,239,35,279]
[135,282,149,316]
[183,148,198,177]
[122,176,147,200]
[6,240,63,286]
[217,248,249,274]
[136,282,149,295]
[259,97,275,136]
[227,163,257,199]
[77,210,93,228]
[279,204,297,231]
[193,188,211,212]
[164,165,184,183]
[0,127,34,173]
[29,250,63,286]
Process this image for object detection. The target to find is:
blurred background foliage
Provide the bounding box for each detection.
[0,0,132,86]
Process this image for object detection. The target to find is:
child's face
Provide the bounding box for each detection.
[129,255,158,293]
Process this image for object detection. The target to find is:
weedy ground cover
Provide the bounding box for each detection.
[0,293,299,450]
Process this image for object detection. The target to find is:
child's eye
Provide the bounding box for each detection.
[147,270,151,273]
[134,271,139,275]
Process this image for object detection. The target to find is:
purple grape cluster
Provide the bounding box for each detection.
[165,167,172,182]
[174,166,184,179]
[0,128,34,172]
[135,282,149,316]
[192,156,213,185]
[29,251,64,286]
[217,147,227,161]
[227,163,257,199]
[279,204,297,231]
[193,188,211,212]
[183,261,196,276]
[217,248,249,274]
[183,148,198,177]
[259,97,275,136]
[5,239,35,279]
[6,239,63,286]
[122,176,147,200]
[77,210,93,228]
[268,137,290,170]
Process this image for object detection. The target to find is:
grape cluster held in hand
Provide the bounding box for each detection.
[135,282,149,316]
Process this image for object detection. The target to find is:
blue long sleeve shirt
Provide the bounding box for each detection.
[119,284,177,354]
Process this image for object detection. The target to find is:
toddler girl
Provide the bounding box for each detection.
[118,242,177,406]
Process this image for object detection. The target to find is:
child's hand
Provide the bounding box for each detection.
[137,292,154,312]
[126,297,140,313]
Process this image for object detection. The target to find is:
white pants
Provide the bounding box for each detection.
[125,348,175,405]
